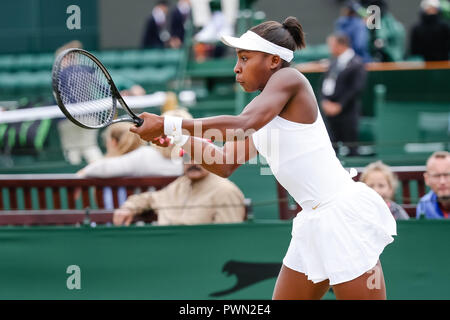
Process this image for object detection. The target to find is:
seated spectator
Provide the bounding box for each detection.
[78,122,182,179]
[417,151,450,219]
[78,108,192,208]
[335,0,372,62]
[78,108,192,178]
[360,161,410,220]
[113,158,246,226]
[410,0,450,61]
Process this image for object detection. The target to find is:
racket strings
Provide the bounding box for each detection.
[55,51,116,128]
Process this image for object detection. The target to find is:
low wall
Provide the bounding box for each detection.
[0,220,448,299]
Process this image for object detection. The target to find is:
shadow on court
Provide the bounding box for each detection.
[209,260,336,299]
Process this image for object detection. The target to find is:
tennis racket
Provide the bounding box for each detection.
[52,48,144,129]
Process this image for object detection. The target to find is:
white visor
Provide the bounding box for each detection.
[221,31,294,63]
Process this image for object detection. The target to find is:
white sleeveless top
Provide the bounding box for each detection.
[252,110,354,207]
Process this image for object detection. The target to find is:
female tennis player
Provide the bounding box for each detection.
[130,16,397,300]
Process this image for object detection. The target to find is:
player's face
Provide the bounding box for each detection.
[425,158,450,199]
[364,171,393,201]
[234,50,273,92]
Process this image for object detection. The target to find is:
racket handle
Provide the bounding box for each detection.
[134,117,144,127]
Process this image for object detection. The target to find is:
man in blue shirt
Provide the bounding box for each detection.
[335,1,372,63]
[416,151,450,219]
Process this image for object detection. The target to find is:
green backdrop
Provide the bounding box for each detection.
[0,0,98,54]
[0,220,449,300]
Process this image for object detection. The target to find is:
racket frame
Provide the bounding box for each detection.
[52,48,144,129]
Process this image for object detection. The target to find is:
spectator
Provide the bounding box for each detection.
[360,0,406,62]
[410,0,450,61]
[192,0,232,61]
[168,0,192,49]
[78,122,183,179]
[417,151,450,219]
[335,0,372,62]
[320,32,367,156]
[78,108,192,178]
[141,0,170,48]
[113,158,246,226]
[360,161,410,220]
[78,109,192,208]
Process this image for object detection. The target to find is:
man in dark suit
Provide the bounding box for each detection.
[320,32,367,156]
[141,1,170,49]
[169,0,191,49]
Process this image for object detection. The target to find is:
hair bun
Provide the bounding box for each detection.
[282,16,306,50]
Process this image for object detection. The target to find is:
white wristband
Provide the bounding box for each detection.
[163,116,183,137]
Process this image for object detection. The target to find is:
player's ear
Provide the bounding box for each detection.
[270,55,282,70]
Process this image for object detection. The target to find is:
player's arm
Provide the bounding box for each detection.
[172,135,258,178]
[131,68,302,141]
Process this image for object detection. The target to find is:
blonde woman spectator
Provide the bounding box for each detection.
[79,108,193,178]
[360,161,410,220]
[78,108,192,208]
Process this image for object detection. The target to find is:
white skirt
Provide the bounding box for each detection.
[282,181,397,286]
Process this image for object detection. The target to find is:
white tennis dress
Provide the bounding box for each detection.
[252,110,397,285]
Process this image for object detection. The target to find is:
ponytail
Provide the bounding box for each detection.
[250,16,306,66]
[282,17,306,50]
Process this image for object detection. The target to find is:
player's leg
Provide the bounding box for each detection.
[272,264,330,300]
[332,260,386,300]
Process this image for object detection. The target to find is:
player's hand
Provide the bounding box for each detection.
[151,134,172,147]
[113,208,135,226]
[130,112,164,142]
